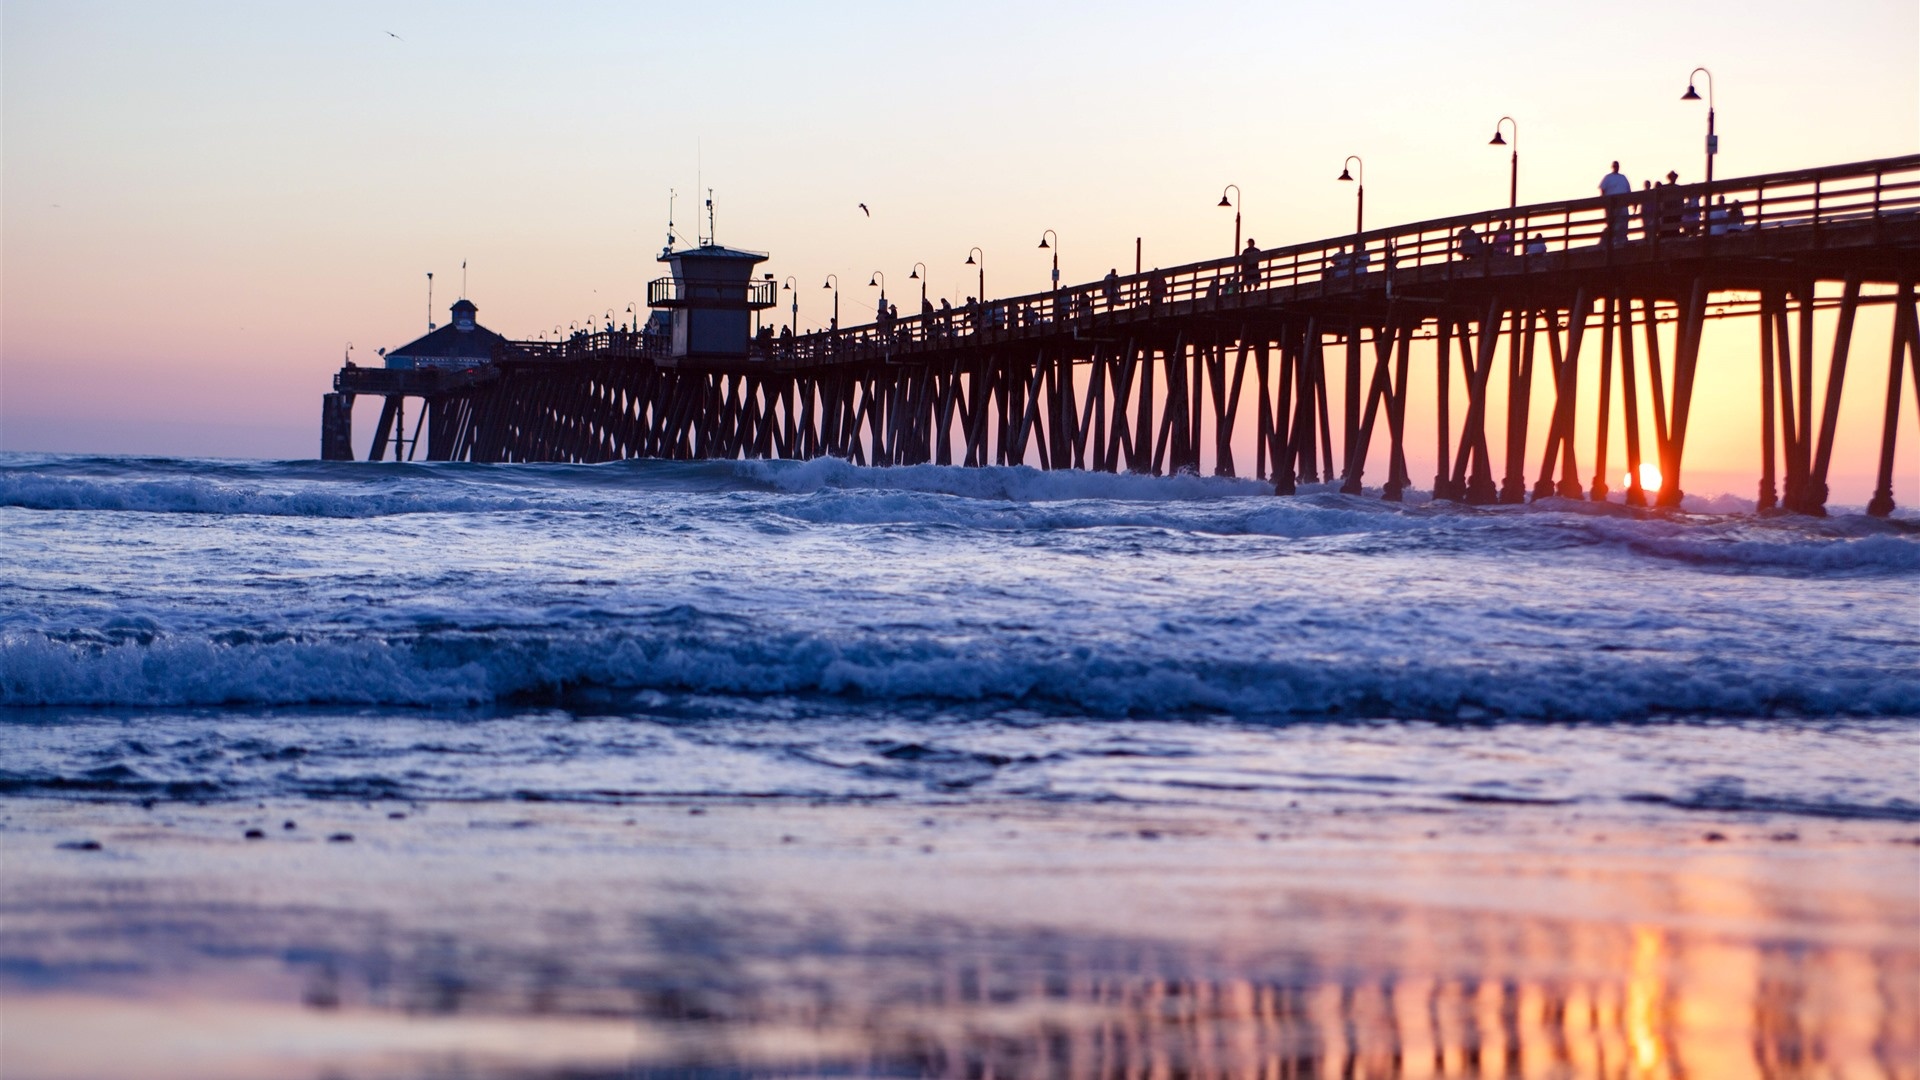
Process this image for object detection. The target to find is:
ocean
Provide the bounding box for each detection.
[2,452,1917,1077]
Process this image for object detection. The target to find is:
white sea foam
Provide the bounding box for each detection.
[5,625,1914,719]
[0,473,538,518]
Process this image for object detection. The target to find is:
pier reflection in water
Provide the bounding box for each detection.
[256,901,1911,1078]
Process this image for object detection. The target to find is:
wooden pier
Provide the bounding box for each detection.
[323,155,1920,514]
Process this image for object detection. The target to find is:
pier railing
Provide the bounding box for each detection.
[768,154,1920,367]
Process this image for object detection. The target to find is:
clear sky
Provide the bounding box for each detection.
[2,0,1916,494]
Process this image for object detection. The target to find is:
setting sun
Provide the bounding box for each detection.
[1622,464,1664,493]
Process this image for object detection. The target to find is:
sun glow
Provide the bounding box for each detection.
[1622,464,1664,492]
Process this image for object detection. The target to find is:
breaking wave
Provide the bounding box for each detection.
[4,623,1915,720]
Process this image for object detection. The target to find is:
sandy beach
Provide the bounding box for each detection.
[4,792,1915,1078]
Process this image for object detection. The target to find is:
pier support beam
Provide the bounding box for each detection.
[1590,294,1616,502]
[1868,278,1919,516]
[320,393,355,461]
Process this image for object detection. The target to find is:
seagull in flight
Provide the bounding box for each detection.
[858,203,870,217]
[384,30,404,40]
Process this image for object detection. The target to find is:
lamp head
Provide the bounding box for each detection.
[1037,236,1050,249]
[1217,195,1233,207]
[1338,167,1354,182]
[965,253,976,265]
[1489,130,1507,146]
[909,267,919,279]
[1682,84,1702,101]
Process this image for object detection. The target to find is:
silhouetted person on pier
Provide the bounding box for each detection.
[1658,172,1683,237]
[1103,268,1121,309]
[1457,224,1484,260]
[1492,224,1515,257]
[1600,161,1632,242]
[1148,272,1165,310]
[1240,240,1261,291]
[965,297,980,333]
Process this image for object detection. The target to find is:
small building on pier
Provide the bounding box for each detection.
[383,299,505,370]
[647,244,778,363]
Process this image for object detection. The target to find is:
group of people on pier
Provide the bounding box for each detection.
[1598,160,1748,243]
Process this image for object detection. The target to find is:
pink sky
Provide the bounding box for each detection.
[2,0,1915,499]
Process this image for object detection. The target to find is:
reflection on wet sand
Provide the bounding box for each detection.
[35,905,1889,1078]
[3,800,1914,1078]
[635,920,1911,1078]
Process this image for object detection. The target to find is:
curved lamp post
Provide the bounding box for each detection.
[1218,184,1242,255]
[965,247,984,302]
[909,261,928,307]
[822,274,839,329]
[1038,230,1059,290]
[1682,67,1716,183]
[782,276,798,334]
[1489,117,1518,209]
[1337,156,1364,235]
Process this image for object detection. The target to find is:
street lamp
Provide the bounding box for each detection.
[822,274,839,329]
[1337,156,1364,235]
[1489,117,1518,209]
[1682,67,1716,183]
[624,303,636,332]
[965,247,984,302]
[782,276,797,334]
[1038,229,1059,290]
[909,261,927,308]
[1218,184,1242,255]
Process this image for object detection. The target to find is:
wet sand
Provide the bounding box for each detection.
[2,796,1916,1079]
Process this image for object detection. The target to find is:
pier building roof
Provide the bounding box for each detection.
[383,299,507,370]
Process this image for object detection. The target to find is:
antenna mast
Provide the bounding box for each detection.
[666,189,677,252]
[426,272,435,330]
[461,260,467,299]
[706,188,715,247]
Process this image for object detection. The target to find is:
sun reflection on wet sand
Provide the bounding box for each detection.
[1,799,1914,1078]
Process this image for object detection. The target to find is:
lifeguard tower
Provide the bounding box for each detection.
[647,238,777,365]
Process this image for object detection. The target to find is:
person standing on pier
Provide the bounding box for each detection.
[1599,161,1632,242]
[1103,268,1121,310]
[1240,240,1261,291]
[1659,171,1683,237]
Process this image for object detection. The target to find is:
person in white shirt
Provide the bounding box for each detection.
[1599,161,1633,242]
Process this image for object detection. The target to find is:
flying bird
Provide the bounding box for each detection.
[858,203,870,217]
[384,30,404,40]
